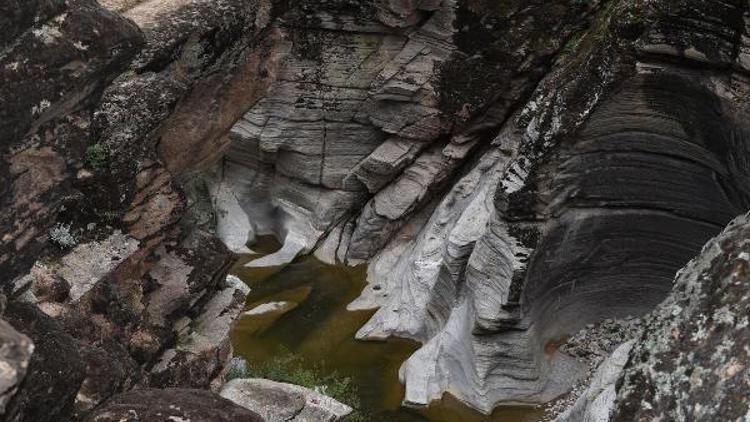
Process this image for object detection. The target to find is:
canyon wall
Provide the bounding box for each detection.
[211,0,750,414]
[0,0,271,419]
[0,0,748,420]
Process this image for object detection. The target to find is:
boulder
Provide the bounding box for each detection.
[3,302,86,422]
[0,317,33,416]
[84,388,264,422]
[220,378,352,422]
[0,0,142,281]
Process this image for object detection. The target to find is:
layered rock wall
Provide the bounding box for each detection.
[261,0,750,413]
[1,0,749,419]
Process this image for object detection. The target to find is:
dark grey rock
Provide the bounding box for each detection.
[84,388,264,422]
[3,302,86,422]
[612,212,750,421]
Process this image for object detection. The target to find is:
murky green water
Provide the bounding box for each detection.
[230,238,543,422]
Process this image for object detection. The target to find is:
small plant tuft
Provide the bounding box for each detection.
[97,209,123,223]
[226,356,251,381]
[84,143,109,169]
[50,223,77,249]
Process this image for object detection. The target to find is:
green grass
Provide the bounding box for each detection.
[229,348,369,421]
[561,32,584,55]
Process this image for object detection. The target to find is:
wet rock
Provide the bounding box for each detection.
[238,300,299,336]
[220,378,352,422]
[84,388,263,422]
[244,301,297,316]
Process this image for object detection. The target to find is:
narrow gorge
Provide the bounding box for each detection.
[0,0,748,421]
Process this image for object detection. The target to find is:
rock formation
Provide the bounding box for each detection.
[209,0,750,414]
[1,0,269,419]
[221,378,353,421]
[611,211,750,421]
[84,388,263,422]
[559,211,750,421]
[0,0,749,420]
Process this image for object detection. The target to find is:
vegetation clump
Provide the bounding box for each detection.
[84,143,109,169]
[49,222,77,248]
[227,349,368,421]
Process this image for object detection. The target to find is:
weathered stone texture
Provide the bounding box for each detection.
[221,378,352,421]
[2,0,750,420]
[84,388,264,422]
[612,212,750,421]
[1,0,265,418]
[0,0,143,280]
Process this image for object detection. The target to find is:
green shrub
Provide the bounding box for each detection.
[84,143,109,169]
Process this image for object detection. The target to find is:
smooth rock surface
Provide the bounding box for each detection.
[2,0,750,420]
[220,378,352,422]
[244,301,296,316]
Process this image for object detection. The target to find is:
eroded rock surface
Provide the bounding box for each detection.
[1,0,261,418]
[1,0,750,420]
[334,0,750,413]
[212,0,599,267]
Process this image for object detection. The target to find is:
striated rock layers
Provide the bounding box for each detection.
[559,211,750,421]
[1,0,749,420]
[211,0,750,415]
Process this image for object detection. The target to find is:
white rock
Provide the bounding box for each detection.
[243,301,295,316]
[220,378,352,422]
